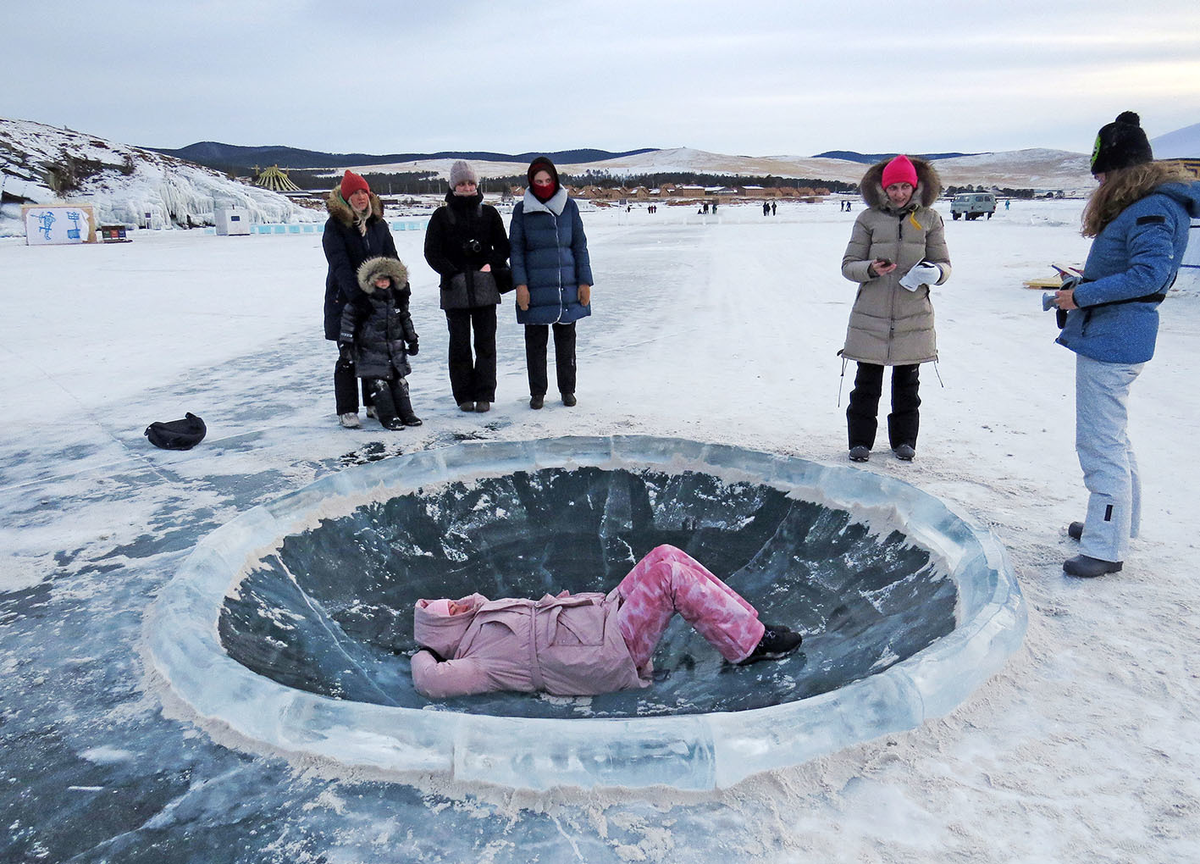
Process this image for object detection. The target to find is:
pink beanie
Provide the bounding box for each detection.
[424,598,453,615]
[881,155,918,189]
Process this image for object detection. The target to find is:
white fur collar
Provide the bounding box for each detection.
[522,186,568,216]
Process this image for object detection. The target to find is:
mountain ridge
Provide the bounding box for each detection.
[152,141,985,171]
[148,142,659,171]
[812,150,975,164]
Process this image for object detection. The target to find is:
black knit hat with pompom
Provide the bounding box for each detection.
[1090,111,1154,175]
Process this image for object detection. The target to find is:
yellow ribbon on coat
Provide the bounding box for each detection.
[908,211,923,231]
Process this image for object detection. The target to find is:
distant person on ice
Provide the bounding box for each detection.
[509,156,593,410]
[423,160,511,415]
[410,545,803,698]
[338,257,422,430]
[1048,112,1200,578]
[839,154,951,464]
[322,170,399,428]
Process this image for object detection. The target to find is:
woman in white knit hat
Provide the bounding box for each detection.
[423,161,511,413]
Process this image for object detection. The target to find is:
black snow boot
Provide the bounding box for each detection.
[1063,554,1122,578]
[371,380,398,428]
[738,624,803,664]
[396,379,422,427]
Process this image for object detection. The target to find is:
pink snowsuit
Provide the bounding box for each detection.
[410,545,766,698]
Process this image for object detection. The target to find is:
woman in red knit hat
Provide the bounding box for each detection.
[321,170,404,428]
[838,154,952,463]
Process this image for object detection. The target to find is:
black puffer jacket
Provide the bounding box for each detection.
[323,188,398,340]
[339,257,418,380]
[423,191,511,310]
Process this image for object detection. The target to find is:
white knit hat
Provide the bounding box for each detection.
[449,160,478,188]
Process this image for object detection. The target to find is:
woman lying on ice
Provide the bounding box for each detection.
[411,545,803,698]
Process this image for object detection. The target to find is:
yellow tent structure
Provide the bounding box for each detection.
[254,165,301,193]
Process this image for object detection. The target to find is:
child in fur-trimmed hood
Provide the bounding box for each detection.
[339,256,422,430]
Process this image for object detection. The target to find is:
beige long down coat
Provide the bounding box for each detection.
[840,157,952,365]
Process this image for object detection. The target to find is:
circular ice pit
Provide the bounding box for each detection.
[147,436,1026,791]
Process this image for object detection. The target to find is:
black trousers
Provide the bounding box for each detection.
[367,376,414,425]
[445,306,497,404]
[524,322,576,398]
[334,350,375,416]
[846,362,921,450]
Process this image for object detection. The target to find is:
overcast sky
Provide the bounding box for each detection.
[6,0,1199,158]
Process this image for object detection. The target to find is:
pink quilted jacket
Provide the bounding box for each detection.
[411,588,648,698]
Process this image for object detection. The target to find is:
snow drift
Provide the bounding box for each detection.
[0,116,315,236]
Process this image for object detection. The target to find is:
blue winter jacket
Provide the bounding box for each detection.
[509,188,593,325]
[1058,181,1200,364]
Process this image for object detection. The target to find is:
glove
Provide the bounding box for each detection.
[406,338,419,356]
[899,262,941,292]
[337,341,353,362]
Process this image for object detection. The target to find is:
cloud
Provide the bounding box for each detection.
[4,0,1198,156]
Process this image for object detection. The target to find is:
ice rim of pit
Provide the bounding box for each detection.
[144,435,1026,792]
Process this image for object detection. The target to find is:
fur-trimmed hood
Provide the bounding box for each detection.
[356,256,409,294]
[413,594,486,659]
[326,186,385,227]
[859,157,943,210]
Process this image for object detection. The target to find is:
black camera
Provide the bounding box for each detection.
[463,238,482,254]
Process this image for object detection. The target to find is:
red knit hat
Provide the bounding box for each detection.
[881,155,918,189]
[340,170,370,199]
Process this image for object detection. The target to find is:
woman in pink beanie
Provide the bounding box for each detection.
[839,154,952,463]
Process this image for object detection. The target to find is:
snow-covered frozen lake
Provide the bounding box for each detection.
[2,199,1198,862]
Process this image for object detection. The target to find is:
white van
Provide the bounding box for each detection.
[951,193,996,221]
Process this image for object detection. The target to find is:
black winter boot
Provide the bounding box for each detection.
[395,378,422,427]
[1063,554,1122,578]
[738,624,803,664]
[370,379,398,428]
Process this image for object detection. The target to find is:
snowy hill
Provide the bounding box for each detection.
[0,117,314,237]
[345,145,1094,191]
[1152,122,1200,159]
[931,149,1094,192]
[570,147,870,182]
[563,146,1094,190]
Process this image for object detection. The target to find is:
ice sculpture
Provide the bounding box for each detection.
[145,436,1026,791]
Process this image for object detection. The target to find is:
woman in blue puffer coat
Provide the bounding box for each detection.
[1052,112,1200,578]
[509,156,593,409]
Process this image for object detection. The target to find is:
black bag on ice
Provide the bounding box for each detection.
[144,413,207,450]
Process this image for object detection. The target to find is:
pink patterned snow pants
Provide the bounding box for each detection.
[615,545,765,668]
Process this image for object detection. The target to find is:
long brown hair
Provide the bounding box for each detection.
[1082,161,1192,237]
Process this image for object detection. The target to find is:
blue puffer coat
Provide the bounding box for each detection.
[1058,181,1200,364]
[509,187,593,325]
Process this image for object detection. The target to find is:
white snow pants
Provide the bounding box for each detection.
[1075,354,1144,563]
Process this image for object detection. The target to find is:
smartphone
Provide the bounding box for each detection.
[877,258,892,267]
